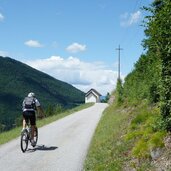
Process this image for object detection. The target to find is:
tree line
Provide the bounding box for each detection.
[116,0,171,131]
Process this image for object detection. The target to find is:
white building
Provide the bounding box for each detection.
[85,89,102,103]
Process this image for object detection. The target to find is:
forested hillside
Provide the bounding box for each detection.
[0,56,85,131]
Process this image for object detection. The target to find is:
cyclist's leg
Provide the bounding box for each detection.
[22,112,29,130]
[30,111,36,140]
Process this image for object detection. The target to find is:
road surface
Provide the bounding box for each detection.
[0,103,108,171]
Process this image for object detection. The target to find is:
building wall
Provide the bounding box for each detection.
[85,92,101,103]
[85,93,97,103]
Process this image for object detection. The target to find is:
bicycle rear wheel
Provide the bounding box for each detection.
[20,130,28,152]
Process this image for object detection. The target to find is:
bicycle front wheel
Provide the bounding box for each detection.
[20,130,28,153]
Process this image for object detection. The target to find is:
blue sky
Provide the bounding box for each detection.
[0,0,152,95]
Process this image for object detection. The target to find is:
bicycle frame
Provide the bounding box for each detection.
[20,123,38,153]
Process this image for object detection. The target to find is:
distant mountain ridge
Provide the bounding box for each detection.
[0,56,85,131]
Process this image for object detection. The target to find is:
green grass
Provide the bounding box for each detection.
[0,102,94,145]
[84,101,167,170]
[125,103,166,161]
[84,103,133,171]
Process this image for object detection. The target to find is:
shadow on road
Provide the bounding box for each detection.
[27,145,58,153]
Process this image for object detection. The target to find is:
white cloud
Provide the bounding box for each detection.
[0,50,9,57]
[120,10,141,27]
[25,56,121,95]
[129,11,141,25]
[0,13,4,21]
[66,43,86,53]
[24,40,44,48]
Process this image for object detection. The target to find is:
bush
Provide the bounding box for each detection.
[125,104,166,159]
[54,104,64,114]
[115,78,123,105]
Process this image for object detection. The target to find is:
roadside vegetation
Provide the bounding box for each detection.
[0,102,94,145]
[85,0,171,170]
[84,98,167,170]
[84,100,132,170]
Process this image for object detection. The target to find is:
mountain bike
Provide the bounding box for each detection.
[20,123,38,153]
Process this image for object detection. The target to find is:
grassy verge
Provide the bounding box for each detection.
[84,101,166,170]
[0,102,94,145]
[84,103,133,170]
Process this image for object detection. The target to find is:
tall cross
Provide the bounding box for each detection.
[116,45,123,80]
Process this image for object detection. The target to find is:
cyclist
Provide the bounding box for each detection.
[22,92,45,146]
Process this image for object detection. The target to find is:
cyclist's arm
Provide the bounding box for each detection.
[36,106,45,118]
[34,98,45,118]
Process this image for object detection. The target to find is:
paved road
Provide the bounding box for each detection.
[0,103,108,171]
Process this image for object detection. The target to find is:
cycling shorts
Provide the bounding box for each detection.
[23,111,36,126]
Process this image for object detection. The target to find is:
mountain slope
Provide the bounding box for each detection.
[0,56,85,131]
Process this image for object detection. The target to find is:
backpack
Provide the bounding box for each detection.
[23,96,36,110]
